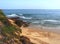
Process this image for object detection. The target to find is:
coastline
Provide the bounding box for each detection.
[27,24,60,34]
[21,26,60,44]
[7,15,60,44]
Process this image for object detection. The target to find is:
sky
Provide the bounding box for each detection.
[0,0,60,9]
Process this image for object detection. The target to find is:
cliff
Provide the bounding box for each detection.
[0,10,33,44]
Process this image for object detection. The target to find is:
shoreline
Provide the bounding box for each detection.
[21,26,60,44]
[27,24,60,34]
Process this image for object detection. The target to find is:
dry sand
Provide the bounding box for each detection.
[8,19,60,44]
[21,26,60,44]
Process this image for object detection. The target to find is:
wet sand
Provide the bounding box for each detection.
[21,26,60,44]
[28,24,60,34]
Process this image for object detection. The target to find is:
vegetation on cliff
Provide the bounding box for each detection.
[0,9,22,44]
[0,9,33,44]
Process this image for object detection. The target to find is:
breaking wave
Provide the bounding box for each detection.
[6,14,18,18]
[6,14,32,19]
[31,20,60,27]
[43,20,60,23]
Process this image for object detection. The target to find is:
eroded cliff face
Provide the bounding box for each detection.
[0,9,22,44]
[0,10,33,44]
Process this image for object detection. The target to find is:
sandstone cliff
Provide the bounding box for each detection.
[0,9,33,44]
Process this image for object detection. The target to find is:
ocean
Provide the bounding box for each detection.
[2,9,60,28]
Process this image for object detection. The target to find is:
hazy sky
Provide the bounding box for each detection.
[0,0,60,9]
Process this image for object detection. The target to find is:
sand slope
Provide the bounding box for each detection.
[21,27,60,44]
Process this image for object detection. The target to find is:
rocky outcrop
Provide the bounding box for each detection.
[8,17,30,27]
[0,9,33,44]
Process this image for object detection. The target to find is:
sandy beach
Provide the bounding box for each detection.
[21,26,60,44]
[8,18,60,44]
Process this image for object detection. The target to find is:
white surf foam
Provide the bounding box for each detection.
[6,14,18,18]
[42,20,60,24]
[43,20,60,22]
[32,21,40,23]
[19,16,32,19]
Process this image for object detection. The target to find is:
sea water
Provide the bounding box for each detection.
[2,9,60,28]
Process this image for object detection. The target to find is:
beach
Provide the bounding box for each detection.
[2,9,60,44]
[8,15,60,44]
[21,26,60,44]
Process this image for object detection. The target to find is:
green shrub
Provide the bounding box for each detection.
[0,9,22,35]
